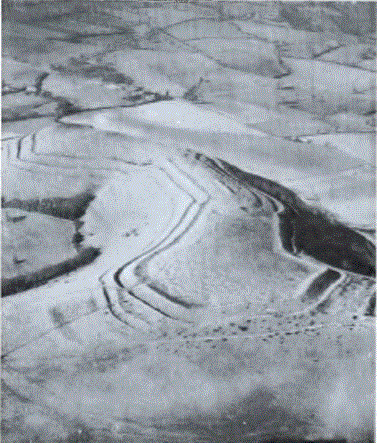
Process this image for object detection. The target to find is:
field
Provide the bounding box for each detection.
[144,204,313,312]
[2,209,77,278]
[300,132,375,163]
[118,99,267,135]
[1,3,375,443]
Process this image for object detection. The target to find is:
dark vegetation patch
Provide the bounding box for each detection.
[50,57,133,85]
[301,269,341,302]
[294,213,375,277]
[2,190,95,220]
[50,307,67,328]
[280,4,312,31]
[218,160,375,278]
[1,247,101,297]
[147,281,205,309]
[72,232,85,250]
[1,97,55,123]
[162,389,312,442]
[364,293,376,317]
[52,97,83,120]
[221,57,290,79]
[278,209,296,254]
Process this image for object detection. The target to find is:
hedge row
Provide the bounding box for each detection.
[2,190,95,220]
[1,247,101,297]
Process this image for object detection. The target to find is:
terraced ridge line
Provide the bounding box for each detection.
[2,131,143,297]
[3,126,374,327]
[99,159,210,326]
[100,152,374,330]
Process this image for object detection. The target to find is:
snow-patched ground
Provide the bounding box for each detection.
[2,13,376,442]
[290,167,376,229]
[233,19,358,49]
[198,99,334,137]
[300,132,375,164]
[325,112,375,132]
[166,18,245,40]
[62,99,268,136]
[103,49,282,108]
[2,209,77,278]
[1,57,48,88]
[42,73,130,109]
[282,57,375,95]
[119,99,268,135]
[103,50,187,96]
[318,44,376,71]
[60,103,373,232]
[1,132,22,141]
[2,135,374,442]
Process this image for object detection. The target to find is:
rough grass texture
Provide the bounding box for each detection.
[2,210,77,278]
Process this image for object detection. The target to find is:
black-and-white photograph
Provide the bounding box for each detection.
[1,1,375,442]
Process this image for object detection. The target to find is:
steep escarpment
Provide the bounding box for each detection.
[217,160,375,277]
